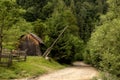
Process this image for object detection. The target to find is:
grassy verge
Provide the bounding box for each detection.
[92,72,120,80]
[0,56,65,79]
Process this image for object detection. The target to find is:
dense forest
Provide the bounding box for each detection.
[0,0,120,79]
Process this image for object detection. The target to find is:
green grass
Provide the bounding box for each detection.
[0,56,65,79]
[92,72,120,80]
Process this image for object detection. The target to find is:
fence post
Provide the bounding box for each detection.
[7,54,12,67]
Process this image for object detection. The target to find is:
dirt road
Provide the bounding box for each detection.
[32,62,98,80]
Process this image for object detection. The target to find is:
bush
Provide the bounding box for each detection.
[85,19,120,76]
[92,72,120,80]
[50,34,84,64]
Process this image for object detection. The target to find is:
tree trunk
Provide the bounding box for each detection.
[0,27,2,62]
[0,34,3,54]
[0,20,3,61]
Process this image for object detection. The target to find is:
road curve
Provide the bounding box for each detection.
[33,62,98,80]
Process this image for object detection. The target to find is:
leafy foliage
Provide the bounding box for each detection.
[3,18,33,50]
[72,0,107,42]
[93,72,120,80]
[0,0,22,53]
[16,0,54,21]
[33,19,47,39]
[84,0,120,77]
[45,0,83,63]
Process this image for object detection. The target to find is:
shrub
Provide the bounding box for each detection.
[92,72,120,80]
[85,19,120,76]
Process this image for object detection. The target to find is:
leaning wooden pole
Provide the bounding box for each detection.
[43,26,68,58]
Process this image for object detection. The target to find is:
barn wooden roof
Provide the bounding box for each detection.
[30,33,44,44]
[20,33,44,45]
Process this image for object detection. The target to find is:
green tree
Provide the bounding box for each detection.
[3,18,33,50]
[85,0,120,76]
[45,0,83,63]
[33,19,47,39]
[0,0,21,54]
[72,0,107,42]
[16,0,54,21]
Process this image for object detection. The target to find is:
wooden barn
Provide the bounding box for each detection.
[18,33,44,56]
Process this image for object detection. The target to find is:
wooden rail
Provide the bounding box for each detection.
[0,49,27,67]
[12,49,27,61]
[0,53,12,67]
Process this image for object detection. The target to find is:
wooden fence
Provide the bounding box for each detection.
[0,49,27,67]
[12,49,27,61]
[0,53,12,67]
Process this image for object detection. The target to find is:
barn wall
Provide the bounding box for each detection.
[19,38,42,56]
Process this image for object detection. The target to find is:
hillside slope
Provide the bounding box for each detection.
[0,56,64,79]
